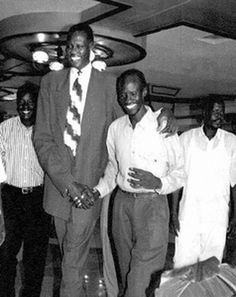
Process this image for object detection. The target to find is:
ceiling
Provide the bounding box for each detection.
[0,0,236,109]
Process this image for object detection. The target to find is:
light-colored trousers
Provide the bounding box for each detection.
[174,219,228,268]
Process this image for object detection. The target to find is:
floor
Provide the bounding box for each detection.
[16,247,105,297]
[15,220,175,297]
[15,219,105,297]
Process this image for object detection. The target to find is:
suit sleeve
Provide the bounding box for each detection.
[230,134,236,187]
[33,74,75,196]
[95,123,118,197]
[108,75,123,120]
[0,128,6,183]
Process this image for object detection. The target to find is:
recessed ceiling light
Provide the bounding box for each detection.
[49,61,64,71]
[0,87,17,101]
[2,94,16,101]
[149,84,180,97]
[196,34,232,45]
[36,33,49,43]
[32,50,49,63]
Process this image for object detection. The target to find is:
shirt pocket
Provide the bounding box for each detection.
[135,145,169,177]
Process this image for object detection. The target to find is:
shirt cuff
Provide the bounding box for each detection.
[94,185,106,199]
[156,177,168,195]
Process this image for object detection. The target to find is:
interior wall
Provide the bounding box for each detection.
[0,101,17,122]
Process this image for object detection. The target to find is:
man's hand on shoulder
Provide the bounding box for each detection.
[157,107,178,137]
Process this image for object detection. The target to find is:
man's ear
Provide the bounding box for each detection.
[142,87,148,99]
[89,43,95,62]
[89,41,94,51]
[202,109,208,123]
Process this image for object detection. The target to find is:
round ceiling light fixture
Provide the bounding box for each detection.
[31,42,114,71]
[49,61,64,71]
[32,50,49,63]
[32,44,64,71]
[0,32,146,75]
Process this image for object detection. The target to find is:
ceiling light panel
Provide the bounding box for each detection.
[196,34,233,45]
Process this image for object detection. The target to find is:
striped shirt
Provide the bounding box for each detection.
[0,116,44,187]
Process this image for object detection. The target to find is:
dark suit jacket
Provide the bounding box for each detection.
[33,67,121,220]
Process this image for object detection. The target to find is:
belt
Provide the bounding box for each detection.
[120,189,158,199]
[3,184,43,195]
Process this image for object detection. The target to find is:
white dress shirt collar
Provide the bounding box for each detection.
[125,106,157,130]
[70,63,92,79]
[199,125,222,142]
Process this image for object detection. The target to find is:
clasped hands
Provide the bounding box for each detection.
[66,168,162,209]
[66,182,100,210]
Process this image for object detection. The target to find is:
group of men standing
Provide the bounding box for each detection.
[0,22,235,297]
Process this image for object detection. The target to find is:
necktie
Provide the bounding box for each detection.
[64,76,82,156]
[73,77,82,98]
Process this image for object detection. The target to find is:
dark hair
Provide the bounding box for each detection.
[16,82,39,105]
[67,23,94,43]
[116,69,147,97]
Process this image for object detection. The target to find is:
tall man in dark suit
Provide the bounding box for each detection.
[33,23,176,297]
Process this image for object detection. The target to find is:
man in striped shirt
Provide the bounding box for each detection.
[0,82,51,297]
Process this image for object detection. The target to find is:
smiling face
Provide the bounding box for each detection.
[66,31,92,71]
[17,92,37,127]
[118,74,147,123]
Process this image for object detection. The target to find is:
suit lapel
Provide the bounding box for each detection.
[75,69,103,162]
[79,69,99,142]
[55,69,71,134]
